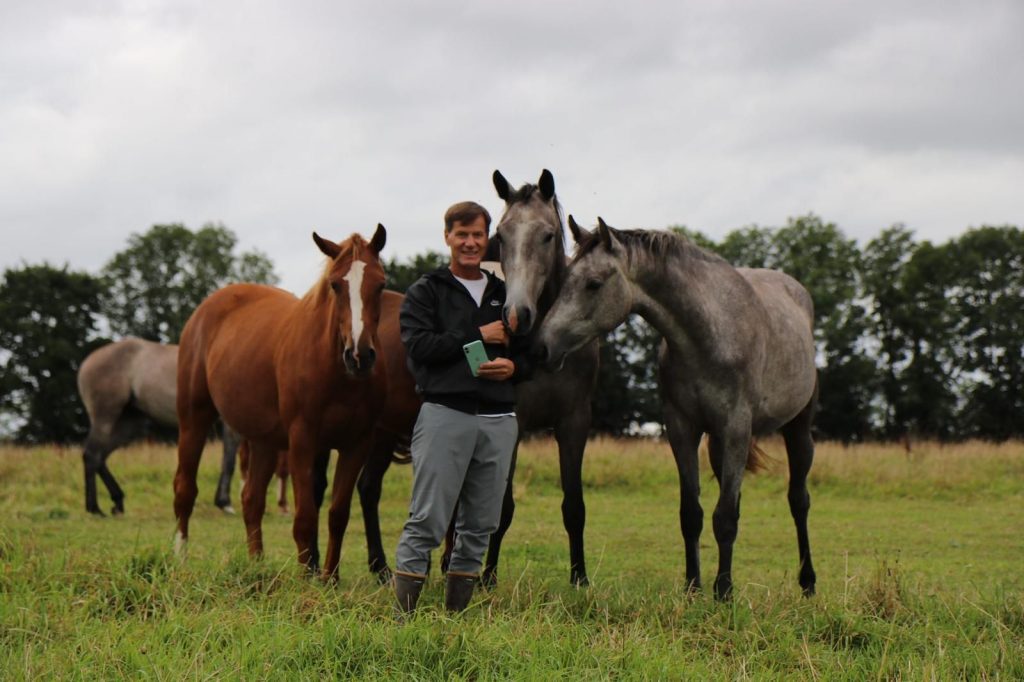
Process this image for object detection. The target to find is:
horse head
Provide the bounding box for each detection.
[492,168,566,336]
[538,217,632,370]
[312,224,387,376]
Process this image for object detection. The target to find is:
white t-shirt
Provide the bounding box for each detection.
[454,273,487,307]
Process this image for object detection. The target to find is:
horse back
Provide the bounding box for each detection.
[78,338,178,428]
[126,340,178,425]
[177,284,297,441]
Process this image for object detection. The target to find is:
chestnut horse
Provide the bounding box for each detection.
[173,226,388,579]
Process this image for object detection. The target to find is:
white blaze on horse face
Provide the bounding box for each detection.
[343,260,366,355]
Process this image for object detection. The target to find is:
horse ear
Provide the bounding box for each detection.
[597,217,614,251]
[567,214,585,244]
[312,231,341,259]
[370,223,387,254]
[538,169,555,200]
[493,170,511,202]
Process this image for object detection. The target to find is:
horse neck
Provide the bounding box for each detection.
[623,242,743,356]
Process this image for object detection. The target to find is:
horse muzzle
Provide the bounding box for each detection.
[503,304,534,336]
[343,346,377,376]
[534,339,567,373]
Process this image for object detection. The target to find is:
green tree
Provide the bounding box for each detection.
[862,228,960,440]
[101,223,278,343]
[0,264,107,443]
[862,225,917,438]
[384,251,448,293]
[716,225,775,268]
[945,226,1024,440]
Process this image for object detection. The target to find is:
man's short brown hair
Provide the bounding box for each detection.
[444,201,491,233]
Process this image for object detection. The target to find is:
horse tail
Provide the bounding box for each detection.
[746,439,769,473]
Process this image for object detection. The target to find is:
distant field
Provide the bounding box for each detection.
[1,438,1022,679]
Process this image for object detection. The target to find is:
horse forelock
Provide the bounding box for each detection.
[500,182,567,265]
[304,234,374,307]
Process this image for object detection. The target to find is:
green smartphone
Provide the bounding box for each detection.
[462,340,490,377]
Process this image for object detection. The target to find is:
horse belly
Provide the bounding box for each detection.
[128,348,178,426]
[203,324,283,442]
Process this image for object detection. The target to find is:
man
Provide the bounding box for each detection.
[393,200,530,614]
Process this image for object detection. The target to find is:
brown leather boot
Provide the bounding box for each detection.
[394,571,427,615]
[445,571,477,613]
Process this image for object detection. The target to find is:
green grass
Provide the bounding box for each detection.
[1,438,1022,679]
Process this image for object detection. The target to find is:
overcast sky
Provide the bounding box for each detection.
[2,0,1022,295]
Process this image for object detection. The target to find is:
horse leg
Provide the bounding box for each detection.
[82,436,109,516]
[481,442,518,588]
[96,451,126,515]
[782,394,817,597]
[556,403,592,587]
[173,407,217,556]
[357,431,395,583]
[287,428,322,573]
[82,428,110,512]
[240,440,278,558]
[708,420,752,601]
[664,409,704,592]
[323,434,375,581]
[214,425,240,513]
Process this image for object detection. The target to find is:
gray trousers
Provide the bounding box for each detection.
[395,402,518,575]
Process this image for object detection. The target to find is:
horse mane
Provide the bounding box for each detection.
[300,234,369,309]
[574,226,727,269]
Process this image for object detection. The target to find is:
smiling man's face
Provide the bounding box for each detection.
[445,214,489,278]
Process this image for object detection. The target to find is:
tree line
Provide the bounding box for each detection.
[1,217,1021,444]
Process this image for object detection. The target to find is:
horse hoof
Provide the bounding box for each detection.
[173,531,188,558]
[219,505,236,515]
[571,576,590,588]
[111,507,124,517]
[87,507,105,518]
[375,567,393,586]
[480,571,498,591]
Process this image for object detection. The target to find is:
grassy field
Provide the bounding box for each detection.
[1,437,1022,679]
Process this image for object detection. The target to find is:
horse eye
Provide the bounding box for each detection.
[330,281,340,293]
[585,279,602,291]
[542,232,554,243]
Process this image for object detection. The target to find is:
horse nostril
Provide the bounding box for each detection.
[363,348,376,367]
[519,308,533,334]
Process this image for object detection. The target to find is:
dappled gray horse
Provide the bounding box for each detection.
[538,218,818,600]
[77,338,240,516]
[477,169,600,587]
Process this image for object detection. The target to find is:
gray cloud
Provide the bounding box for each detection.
[2,0,1021,295]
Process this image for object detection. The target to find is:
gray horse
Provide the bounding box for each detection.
[481,168,601,587]
[538,218,818,600]
[77,338,240,516]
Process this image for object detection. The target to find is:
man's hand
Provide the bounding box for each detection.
[479,320,509,346]
[477,358,515,381]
